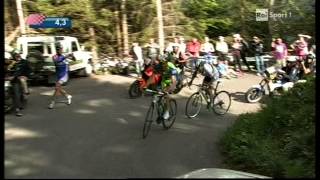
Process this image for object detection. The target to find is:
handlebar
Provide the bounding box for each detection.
[144,89,168,96]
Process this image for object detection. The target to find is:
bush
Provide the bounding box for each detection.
[220,75,315,178]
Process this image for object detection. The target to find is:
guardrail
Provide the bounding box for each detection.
[197,54,298,63]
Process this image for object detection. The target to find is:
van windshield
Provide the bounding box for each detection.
[27,42,53,55]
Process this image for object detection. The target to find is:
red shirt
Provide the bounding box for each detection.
[187,41,201,54]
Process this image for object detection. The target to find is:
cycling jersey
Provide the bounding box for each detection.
[53,54,68,82]
[202,63,219,84]
[161,61,180,89]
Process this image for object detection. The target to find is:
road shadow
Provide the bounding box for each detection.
[230,91,247,103]
[5,74,242,178]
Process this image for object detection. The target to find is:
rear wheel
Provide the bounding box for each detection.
[142,103,155,139]
[212,91,231,115]
[185,92,203,118]
[245,87,264,103]
[162,98,177,129]
[129,80,142,98]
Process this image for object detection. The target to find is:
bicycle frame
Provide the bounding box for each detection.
[195,80,222,107]
[147,89,168,120]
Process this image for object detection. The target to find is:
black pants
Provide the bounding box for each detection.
[12,81,23,110]
[240,52,251,71]
[233,50,242,71]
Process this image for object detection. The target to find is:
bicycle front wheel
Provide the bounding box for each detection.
[142,103,155,139]
[162,98,177,129]
[212,91,231,115]
[185,92,203,118]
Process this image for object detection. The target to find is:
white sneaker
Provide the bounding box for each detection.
[67,95,72,105]
[163,110,170,120]
[48,101,55,109]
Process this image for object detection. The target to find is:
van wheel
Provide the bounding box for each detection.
[78,63,93,77]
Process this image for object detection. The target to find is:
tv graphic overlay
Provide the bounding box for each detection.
[256,9,269,21]
[26,14,72,28]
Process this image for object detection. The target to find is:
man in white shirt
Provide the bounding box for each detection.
[131,42,144,77]
[216,36,229,61]
[201,36,215,64]
[178,36,186,54]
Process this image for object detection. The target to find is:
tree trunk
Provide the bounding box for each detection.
[114,11,122,57]
[121,0,129,55]
[89,27,99,71]
[5,26,20,45]
[156,0,165,54]
[239,0,246,37]
[268,0,275,38]
[16,0,26,35]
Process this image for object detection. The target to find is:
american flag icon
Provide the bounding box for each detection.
[26,14,46,25]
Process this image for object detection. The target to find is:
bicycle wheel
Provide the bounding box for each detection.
[129,80,142,98]
[142,103,155,139]
[185,92,203,118]
[212,91,231,115]
[162,98,177,129]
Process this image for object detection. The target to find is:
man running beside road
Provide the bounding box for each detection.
[48,46,72,109]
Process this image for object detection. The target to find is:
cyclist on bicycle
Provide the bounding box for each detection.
[199,58,220,102]
[157,55,181,122]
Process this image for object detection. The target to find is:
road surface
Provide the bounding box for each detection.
[5,72,261,178]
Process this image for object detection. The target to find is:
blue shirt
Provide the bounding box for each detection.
[53,54,68,79]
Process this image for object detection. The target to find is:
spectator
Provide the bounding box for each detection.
[200,36,215,64]
[130,42,144,77]
[165,37,179,53]
[231,35,244,75]
[291,34,311,61]
[251,36,265,76]
[272,38,288,68]
[146,38,159,64]
[236,34,252,71]
[217,59,238,79]
[8,51,32,116]
[178,36,187,54]
[187,38,201,70]
[215,36,229,61]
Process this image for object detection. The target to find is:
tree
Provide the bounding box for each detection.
[121,0,129,55]
[16,0,26,34]
[156,0,165,54]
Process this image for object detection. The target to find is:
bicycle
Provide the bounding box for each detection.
[142,89,177,139]
[185,79,231,118]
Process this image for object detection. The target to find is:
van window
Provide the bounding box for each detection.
[27,42,44,54]
[71,41,78,52]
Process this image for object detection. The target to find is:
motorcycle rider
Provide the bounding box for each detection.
[6,50,32,116]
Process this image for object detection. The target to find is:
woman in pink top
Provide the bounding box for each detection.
[292,34,311,61]
[272,38,288,68]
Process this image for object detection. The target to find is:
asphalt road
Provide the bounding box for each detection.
[5,72,261,178]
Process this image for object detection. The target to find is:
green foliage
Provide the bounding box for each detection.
[220,76,315,178]
[6,0,315,54]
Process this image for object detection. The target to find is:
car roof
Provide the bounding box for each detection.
[17,36,77,43]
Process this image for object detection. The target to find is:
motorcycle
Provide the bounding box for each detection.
[98,56,131,75]
[128,65,161,98]
[245,67,295,103]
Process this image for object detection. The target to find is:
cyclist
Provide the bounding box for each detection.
[199,58,220,103]
[157,55,180,122]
